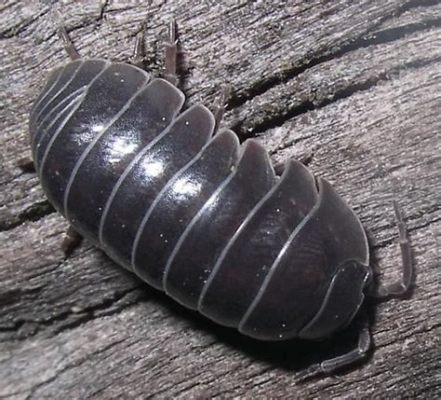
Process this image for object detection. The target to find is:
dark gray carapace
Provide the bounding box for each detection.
[28,24,412,379]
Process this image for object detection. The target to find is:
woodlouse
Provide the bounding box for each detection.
[28,22,412,379]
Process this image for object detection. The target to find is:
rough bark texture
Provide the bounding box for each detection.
[1,1,440,398]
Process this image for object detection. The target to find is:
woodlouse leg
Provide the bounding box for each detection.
[296,317,371,382]
[164,19,178,85]
[369,201,413,299]
[57,26,81,60]
[130,30,147,69]
[61,225,83,258]
[17,157,35,173]
[213,85,231,133]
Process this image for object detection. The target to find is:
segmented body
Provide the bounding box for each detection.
[30,59,371,341]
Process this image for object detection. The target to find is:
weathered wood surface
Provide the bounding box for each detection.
[1,0,440,398]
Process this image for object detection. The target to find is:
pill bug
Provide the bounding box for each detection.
[28,22,412,379]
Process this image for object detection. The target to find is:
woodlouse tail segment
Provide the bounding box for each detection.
[299,261,371,340]
[213,85,232,134]
[164,19,178,85]
[296,314,371,382]
[369,201,413,300]
[57,25,81,60]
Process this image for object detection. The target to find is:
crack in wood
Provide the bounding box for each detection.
[0,8,50,39]
[97,0,110,23]
[228,1,441,115]
[23,337,126,400]
[0,200,55,232]
[240,53,441,140]
[0,287,141,340]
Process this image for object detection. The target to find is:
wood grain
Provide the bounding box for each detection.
[1,1,440,398]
